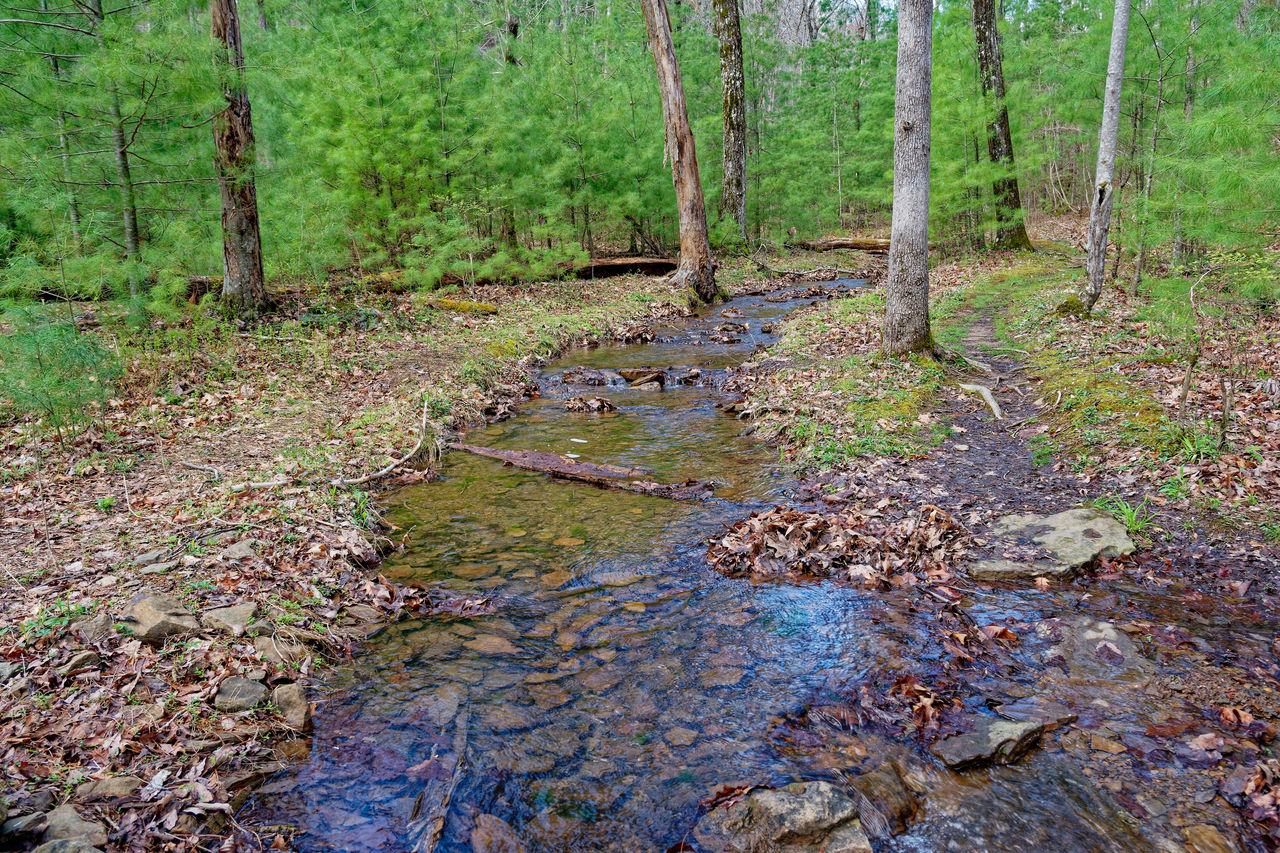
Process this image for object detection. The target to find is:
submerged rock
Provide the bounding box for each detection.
[470,814,526,853]
[847,760,919,837]
[971,507,1134,580]
[929,717,1044,770]
[693,781,871,853]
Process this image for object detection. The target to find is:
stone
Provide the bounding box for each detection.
[847,760,918,837]
[470,814,525,853]
[694,781,864,853]
[32,840,104,853]
[134,548,167,566]
[69,613,114,643]
[969,558,1074,581]
[700,666,745,688]
[1182,824,1240,853]
[2,812,46,836]
[974,508,1135,581]
[122,592,199,644]
[618,368,666,386]
[666,726,698,747]
[42,805,107,846]
[632,381,662,391]
[76,775,143,801]
[58,651,100,675]
[995,696,1078,731]
[201,603,257,637]
[214,677,268,712]
[254,635,306,665]
[1037,617,1154,686]
[424,683,467,727]
[272,682,311,729]
[820,821,874,853]
[0,660,21,685]
[929,717,1043,770]
[139,560,179,575]
[220,539,260,560]
[466,635,520,655]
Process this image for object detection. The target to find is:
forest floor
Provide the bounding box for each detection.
[0,247,877,850]
[2,233,1278,851]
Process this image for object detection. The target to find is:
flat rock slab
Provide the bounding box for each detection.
[201,603,257,637]
[214,677,268,712]
[42,805,107,846]
[693,781,872,853]
[123,591,200,644]
[971,507,1134,581]
[929,717,1044,770]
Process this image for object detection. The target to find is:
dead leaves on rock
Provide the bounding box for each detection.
[708,502,968,588]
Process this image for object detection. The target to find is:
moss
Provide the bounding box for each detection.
[430,297,498,315]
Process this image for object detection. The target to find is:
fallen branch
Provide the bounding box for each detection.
[786,236,893,254]
[957,383,1005,420]
[448,442,714,500]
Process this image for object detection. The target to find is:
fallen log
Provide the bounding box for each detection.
[787,236,892,254]
[436,256,678,288]
[447,442,713,500]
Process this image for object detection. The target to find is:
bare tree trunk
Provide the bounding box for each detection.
[641,0,718,303]
[212,0,266,319]
[882,0,933,356]
[713,0,747,241]
[1079,0,1131,314]
[972,0,1033,250]
[41,0,82,242]
[255,0,272,30]
[1130,72,1164,293]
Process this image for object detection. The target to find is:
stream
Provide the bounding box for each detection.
[242,282,1238,852]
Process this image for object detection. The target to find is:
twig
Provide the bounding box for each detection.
[179,460,222,480]
[957,383,1005,420]
[339,398,433,486]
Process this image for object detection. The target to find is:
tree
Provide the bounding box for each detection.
[212,0,266,319]
[640,0,719,303]
[971,0,1033,250]
[1079,0,1132,314]
[881,0,934,355]
[713,0,747,241]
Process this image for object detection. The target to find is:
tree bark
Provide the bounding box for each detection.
[881,0,933,356]
[712,0,747,241]
[212,0,266,319]
[972,0,1033,251]
[1079,0,1131,314]
[641,0,719,303]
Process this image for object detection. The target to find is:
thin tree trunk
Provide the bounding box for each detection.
[882,0,933,356]
[972,0,1033,250]
[212,0,266,319]
[1079,0,1132,314]
[255,0,272,30]
[41,0,81,242]
[641,0,718,303]
[1130,72,1163,293]
[712,0,747,241]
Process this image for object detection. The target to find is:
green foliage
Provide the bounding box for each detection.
[0,308,121,437]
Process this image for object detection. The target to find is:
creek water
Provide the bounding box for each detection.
[243,283,1163,852]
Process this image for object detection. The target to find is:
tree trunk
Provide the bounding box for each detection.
[641,0,718,303]
[972,0,1033,251]
[712,0,747,241]
[255,0,272,31]
[1130,72,1164,293]
[882,0,933,356]
[1079,0,1131,314]
[212,0,266,320]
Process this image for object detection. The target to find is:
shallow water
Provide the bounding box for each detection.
[243,281,1169,852]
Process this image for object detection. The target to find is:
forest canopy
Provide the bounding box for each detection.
[1,0,1277,303]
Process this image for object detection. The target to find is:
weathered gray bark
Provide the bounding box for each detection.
[712,0,747,241]
[641,0,718,303]
[1080,0,1131,314]
[212,0,266,319]
[881,0,933,356]
[972,0,1033,251]
[255,0,272,31]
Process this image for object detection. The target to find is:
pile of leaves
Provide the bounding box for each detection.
[1237,758,1280,846]
[708,501,968,587]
